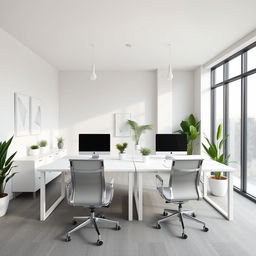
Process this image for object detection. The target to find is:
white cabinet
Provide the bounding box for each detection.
[12,150,67,197]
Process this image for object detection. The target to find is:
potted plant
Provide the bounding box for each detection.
[140,147,151,163]
[176,114,200,155]
[0,136,17,217]
[30,145,39,156]
[39,140,48,154]
[202,124,229,197]
[127,120,152,151]
[57,137,64,149]
[116,142,128,160]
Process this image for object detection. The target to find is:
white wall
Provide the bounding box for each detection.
[59,70,195,155]
[0,28,59,196]
[59,71,157,155]
[171,71,195,132]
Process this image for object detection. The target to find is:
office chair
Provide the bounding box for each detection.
[155,159,208,239]
[65,159,121,246]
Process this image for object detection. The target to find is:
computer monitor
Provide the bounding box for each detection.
[79,134,111,158]
[156,134,187,155]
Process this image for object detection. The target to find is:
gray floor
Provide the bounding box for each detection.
[0,174,256,256]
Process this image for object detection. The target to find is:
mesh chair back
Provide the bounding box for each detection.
[169,159,203,201]
[69,159,105,207]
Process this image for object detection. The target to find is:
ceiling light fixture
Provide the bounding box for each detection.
[90,44,97,81]
[167,44,174,81]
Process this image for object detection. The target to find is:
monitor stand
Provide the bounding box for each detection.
[91,152,99,159]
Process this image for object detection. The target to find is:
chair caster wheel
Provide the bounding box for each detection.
[116,225,121,231]
[66,235,71,242]
[163,211,168,216]
[192,213,196,217]
[97,240,103,246]
[156,223,161,229]
[203,226,209,232]
[181,233,188,239]
[72,220,77,225]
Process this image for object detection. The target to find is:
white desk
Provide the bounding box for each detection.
[38,157,135,221]
[134,155,234,221]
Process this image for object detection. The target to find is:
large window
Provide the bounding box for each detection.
[211,42,256,201]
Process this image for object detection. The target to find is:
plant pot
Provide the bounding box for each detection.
[40,147,48,154]
[209,176,228,197]
[30,149,40,156]
[142,155,150,163]
[119,153,126,160]
[57,142,64,150]
[0,193,9,217]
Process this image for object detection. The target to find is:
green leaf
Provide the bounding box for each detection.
[216,124,222,141]
[180,121,189,133]
[188,114,196,126]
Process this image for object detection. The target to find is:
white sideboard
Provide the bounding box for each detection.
[12,149,67,198]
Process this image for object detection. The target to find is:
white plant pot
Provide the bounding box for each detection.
[0,194,9,217]
[30,149,40,156]
[209,176,228,197]
[40,147,48,154]
[142,155,150,163]
[119,153,126,160]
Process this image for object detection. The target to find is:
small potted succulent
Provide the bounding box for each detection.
[202,124,229,197]
[116,142,128,160]
[140,147,151,163]
[30,145,40,156]
[57,137,64,150]
[39,140,48,154]
[0,136,17,217]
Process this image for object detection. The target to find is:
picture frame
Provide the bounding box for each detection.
[14,93,30,136]
[115,113,131,137]
[30,97,41,135]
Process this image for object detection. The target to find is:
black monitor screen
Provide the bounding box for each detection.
[156,134,187,152]
[79,134,110,152]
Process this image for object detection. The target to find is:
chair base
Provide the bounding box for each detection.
[156,203,208,239]
[66,209,121,245]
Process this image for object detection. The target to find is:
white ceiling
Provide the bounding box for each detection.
[0,0,256,71]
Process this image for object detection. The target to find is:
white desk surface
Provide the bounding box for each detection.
[37,156,135,173]
[37,155,234,173]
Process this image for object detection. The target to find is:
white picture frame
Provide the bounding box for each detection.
[14,93,30,136]
[115,113,131,137]
[30,97,41,135]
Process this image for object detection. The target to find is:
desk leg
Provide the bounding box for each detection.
[138,173,143,221]
[228,172,234,220]
[128,172,134,221]
[40,171,46,221]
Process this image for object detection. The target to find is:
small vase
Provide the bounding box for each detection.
[30,149,39,156]
[119,153,126,160]
[58,142,64,150]
[142,155,150,163]
[40,147,48,154]
[0,193,9,217]
[209,176,228,197]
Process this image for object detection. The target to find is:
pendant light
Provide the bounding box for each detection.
[90,44,97,81]
[167,44,174,81]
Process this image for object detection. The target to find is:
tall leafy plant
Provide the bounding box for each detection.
[202,124,229,179]
[176,114,200,155]
[0,136,17,197]
[127,120,152,145]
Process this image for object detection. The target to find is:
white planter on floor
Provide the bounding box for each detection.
[142,155,150,163]
[0,194,9,217]
[119,153,126,160]
[209,176,228,197]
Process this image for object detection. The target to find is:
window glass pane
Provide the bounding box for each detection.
[228,55,241,79]
[214,65,223,84]
[228,80,241,189]
[214,86,223,130]
[247,47,256,71]
[247,74,256,196]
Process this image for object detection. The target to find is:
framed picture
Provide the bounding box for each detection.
[30,97,41,135]
[14,93,30,136]
[115,113,131,137]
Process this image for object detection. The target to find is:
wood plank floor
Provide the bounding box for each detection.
[0,173,256,256]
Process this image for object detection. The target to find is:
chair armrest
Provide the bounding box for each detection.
[109,178,114,188]
[156,174,163,188]
[66,181,73,204]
